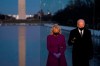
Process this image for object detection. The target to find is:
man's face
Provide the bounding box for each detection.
[77,19,85,28]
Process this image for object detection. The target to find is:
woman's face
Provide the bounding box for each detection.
[53,27,59,33]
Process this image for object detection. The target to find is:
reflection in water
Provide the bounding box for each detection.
[0,24,99,66]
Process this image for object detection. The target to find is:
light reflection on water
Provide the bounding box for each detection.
[0,24,99,66]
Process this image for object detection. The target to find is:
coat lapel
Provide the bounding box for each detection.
[76,28,82,38]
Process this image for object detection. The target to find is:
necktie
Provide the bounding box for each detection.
[80,30,83,37]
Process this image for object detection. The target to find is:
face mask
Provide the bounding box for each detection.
[79,27,84,31]
[53,32,59,36]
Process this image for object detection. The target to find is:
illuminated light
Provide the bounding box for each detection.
[48,12,50,14]
[16,15,19,19]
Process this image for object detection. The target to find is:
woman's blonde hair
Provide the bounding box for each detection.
[50,24,62,35]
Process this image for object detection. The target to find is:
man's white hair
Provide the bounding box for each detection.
[77,19,85,24]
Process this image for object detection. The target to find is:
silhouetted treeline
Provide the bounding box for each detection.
[52,0,97,29]
[95,0,100,30]
[0,14,6,20]
[0,14,15,21]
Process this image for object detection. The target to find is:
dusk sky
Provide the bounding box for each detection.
[0,0,69,15]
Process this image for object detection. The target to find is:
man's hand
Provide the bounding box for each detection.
[71,37,76,43]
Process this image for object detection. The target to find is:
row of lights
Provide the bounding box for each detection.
[8,14,34,19]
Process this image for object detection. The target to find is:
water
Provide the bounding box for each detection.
[0,25,99,66]
[0,26,18,66]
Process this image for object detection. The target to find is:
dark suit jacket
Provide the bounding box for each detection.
[68,28,93,60]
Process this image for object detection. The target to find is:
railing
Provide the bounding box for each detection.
[44,23,100,45]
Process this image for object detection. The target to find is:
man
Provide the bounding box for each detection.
[68,19,93,66]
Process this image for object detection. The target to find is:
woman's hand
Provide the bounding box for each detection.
[53,53,61,58]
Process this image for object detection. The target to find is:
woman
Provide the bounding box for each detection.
[46,24,67,66]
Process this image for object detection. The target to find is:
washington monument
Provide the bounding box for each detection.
[18,0,26,19]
